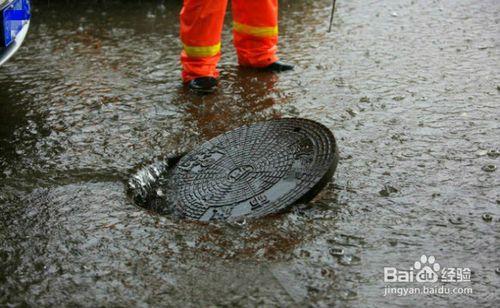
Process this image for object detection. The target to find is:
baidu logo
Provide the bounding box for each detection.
[383,255,473,297]
[414,255,440,283]
[384,255,471,283]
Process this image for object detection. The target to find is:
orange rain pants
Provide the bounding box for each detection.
[180,0,279,82]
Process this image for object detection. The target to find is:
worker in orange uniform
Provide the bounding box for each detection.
[180,0,293,93]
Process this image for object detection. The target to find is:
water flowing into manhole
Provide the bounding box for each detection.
[127,118,339,221]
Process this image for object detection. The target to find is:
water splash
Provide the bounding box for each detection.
[126,152,185,214]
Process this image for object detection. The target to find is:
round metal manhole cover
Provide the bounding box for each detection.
[169,118,339,221]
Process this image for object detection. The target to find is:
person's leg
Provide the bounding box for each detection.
[180,0,228,83]
[231,0,280,68]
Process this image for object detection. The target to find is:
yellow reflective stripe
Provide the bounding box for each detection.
[183,43,221,57]
[233,22,278,38]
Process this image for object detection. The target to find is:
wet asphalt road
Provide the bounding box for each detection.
[0,0,499,306]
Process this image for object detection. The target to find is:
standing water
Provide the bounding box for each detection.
[0,0,498,306]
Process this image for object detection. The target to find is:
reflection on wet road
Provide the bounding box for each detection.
[0,0,498,306]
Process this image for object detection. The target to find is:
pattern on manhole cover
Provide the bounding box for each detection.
[169,118,338,221]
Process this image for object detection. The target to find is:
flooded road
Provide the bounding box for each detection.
[1,0,499,306]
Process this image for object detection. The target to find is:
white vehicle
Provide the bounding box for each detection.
[0,0,30,65]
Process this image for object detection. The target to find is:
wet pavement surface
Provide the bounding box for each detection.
[1,0,499,306]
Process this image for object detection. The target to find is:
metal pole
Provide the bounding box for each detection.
[328,0,337,33]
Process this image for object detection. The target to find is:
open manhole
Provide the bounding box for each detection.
[166,118,339,221]
[127,118,339,221]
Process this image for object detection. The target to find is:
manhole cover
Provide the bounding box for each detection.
[168,118,338,221]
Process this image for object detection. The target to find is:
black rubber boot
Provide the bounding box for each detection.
[188,77,217,94]
[264,61,294,72]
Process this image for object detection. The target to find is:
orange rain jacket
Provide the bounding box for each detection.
[180,0,279,82]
